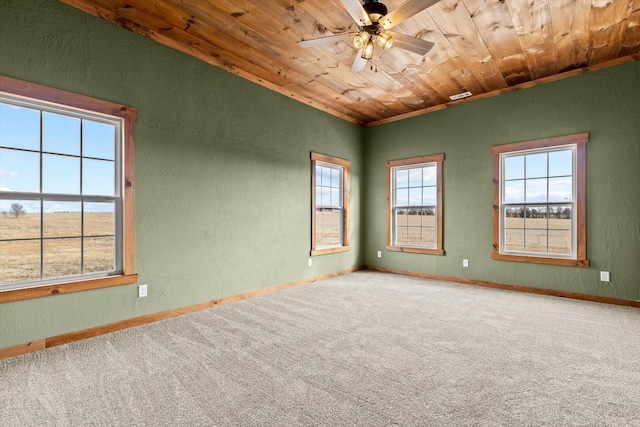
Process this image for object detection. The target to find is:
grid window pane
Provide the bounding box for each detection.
[504,228,524,252]
[504,155,524,180]
[549,177,572,202]
[526,153,547,178]
[422,227,436,247]
[525,178,547,203]
[396,169,408,188]
[84,202,115,237]
[43,202,81,238]
[409,168,422,187]
[43,154,80,194]
[0,103,40,150]
[0,199,40,239]
[396,209,408,227]
[548,229,571,254]
[422,166,436,185]
[0,240,40,283]
[83,159,115,196]
[525,229,548,253]
[43,112,80,155]
[549,150,572,177]
[0,149,40,193]
[43,238,81,278]
[83,120,115,160]
[84,237,115,273]
[504,180,524,203]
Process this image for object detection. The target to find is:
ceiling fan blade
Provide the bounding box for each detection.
[388,31,435,56]
[340,0,372,26]
[351,51,368,72]
[299,33,355,48]
[381,0,442,30]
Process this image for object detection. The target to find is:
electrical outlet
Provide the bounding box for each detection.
[138,284,148,298]
[600,271,610,282]
[377,251,382,258]
[308,258,312,267]
[463,259,469,268]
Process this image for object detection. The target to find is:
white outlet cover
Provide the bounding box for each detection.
[308,258,312,267]
[377,251,382,258]
[600,271,610,282]
[138,284,148,298]
[463,259,469,268]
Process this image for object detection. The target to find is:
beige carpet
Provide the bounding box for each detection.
[2,271,640,426]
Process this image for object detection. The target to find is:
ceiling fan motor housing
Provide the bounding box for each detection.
[363,0,388,22]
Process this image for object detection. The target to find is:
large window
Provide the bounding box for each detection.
[0,76,137,299]
[311,152,350,255]
[492,133,588,267]
[387,154,444,255]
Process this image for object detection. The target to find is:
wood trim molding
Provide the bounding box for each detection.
[0,275,139,304]
[366,265,640,308]
[0,267,363,361]
[0,340,46,360]
[365,54,640,127]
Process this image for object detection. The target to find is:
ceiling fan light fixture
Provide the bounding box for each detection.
[362,39,375,59]
[353,31,370,49]
[376,32,393,50]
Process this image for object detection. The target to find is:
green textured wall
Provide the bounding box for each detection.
[363,61,640,301]
[0,0,363,348]
[1,0,639,351]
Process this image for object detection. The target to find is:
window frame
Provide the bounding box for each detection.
[311,152,350,256]
[0,75,137,302]
[491,133,589,267]
[386,154,444,255]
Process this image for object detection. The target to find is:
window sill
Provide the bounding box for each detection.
[0,274,139,303]
[386,246,445,255]
[492,253,589,267]
[311,246,350,256]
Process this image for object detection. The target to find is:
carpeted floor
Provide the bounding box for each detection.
[2,271,640,426]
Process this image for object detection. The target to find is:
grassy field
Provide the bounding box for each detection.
[315,209,342,246]
[395,212,436,246]
[505,217,571,254]
[1,212,115,283]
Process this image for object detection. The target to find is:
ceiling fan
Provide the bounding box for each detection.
[299,0,441,72]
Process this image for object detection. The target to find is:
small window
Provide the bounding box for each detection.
[311,152,350,255]
[386,154,444,255]
[0,76,137,297]
[492,133,588,267]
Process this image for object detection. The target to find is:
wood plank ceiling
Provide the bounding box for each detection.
[60,0,640,126]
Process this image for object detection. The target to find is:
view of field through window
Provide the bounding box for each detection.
[393,164,437,248]
[0,99,120,286]
[502,148,574,256]
[315,163,343,248]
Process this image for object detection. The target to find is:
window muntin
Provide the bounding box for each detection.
[0,95,122,288]
[311,152,350,255]
[492,133,588,267]
[386,154,444,255]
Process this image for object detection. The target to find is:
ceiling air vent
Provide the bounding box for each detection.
[449,91,472,101]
